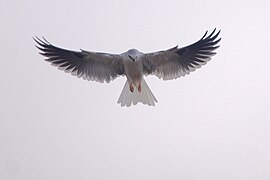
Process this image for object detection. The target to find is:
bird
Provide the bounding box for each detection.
[34,29,221,107]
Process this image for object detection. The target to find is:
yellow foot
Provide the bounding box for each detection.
[138,82,142,92]
[129,84,134,92]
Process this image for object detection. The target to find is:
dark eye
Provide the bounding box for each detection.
[128,55,135,61]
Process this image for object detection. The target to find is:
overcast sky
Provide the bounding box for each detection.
[1,0,270,179]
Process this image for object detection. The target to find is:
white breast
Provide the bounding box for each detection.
[123,58,143,84]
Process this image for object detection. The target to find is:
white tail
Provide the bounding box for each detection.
[117,78,158,107]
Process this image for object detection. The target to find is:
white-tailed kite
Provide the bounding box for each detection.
[34,29,221,107]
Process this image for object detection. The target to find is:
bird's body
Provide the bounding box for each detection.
[122,49,143,91]
[118,49,157,106]
[34,29,221,107]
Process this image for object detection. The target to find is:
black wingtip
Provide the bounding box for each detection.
[207,28,217,39]
[200,29,221,42]
[33,36,52,46]
[211,29,221,40]
[35,44,44,51]
[42,36,51,44]
[34,37,46,48]
[33,36,41,44]
[215,37,222,44]
[201,30,208,40]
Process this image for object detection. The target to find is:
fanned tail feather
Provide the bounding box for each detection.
[117,78,158,107]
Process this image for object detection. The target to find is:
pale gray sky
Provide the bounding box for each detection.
[1,0,270,179]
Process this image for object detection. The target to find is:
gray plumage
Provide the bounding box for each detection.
[34,29,221,106]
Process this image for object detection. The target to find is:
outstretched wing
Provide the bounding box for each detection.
[142,29,221,80]
[34,37,124,83]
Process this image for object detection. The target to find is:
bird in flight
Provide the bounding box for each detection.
[34,29,221,107]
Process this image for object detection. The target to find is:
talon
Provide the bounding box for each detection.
[129,83,134,92]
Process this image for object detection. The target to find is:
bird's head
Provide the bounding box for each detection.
[127,49,141,62]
